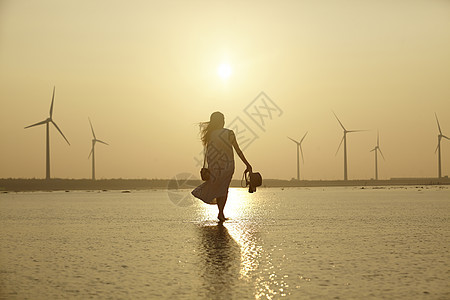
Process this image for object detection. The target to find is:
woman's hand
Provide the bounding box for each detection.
[245,164,253,174]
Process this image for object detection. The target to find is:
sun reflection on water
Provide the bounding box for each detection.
[195,188,291,299]
[196,188,253,221]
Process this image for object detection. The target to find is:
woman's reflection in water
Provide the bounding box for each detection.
[197,223,241,299]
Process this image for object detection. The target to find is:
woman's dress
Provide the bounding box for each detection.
[192,128,235,204]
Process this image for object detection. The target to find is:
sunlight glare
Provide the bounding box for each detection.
[217,63,232,79]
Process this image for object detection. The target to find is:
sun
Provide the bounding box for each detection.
[217,63,232,79]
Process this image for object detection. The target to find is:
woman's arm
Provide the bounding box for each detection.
[230,130,252,173]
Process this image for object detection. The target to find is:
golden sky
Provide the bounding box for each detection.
[1,0,449,180]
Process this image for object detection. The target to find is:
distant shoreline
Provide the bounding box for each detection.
[1,177,449,192]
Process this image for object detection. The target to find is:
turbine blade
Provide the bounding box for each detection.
[335,136,344,156]
[347,130,367,133]
[443,135,450,140]
[435,113,442,135]
[287,136,299,144]
[300,131,308,143]
[51,121,70,145]
[88,146,94,159]
[96,139,109,145]
[332,111,346,131]
[377,131,380,147]
[378,148,386,160]
[370,148,375,152]
[49,86,55,118]
[435,143,439,153]
[89,117,96,139]
[24,119,48,129]
[300,145,305,163]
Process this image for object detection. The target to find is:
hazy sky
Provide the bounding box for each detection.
[1,0,449,180]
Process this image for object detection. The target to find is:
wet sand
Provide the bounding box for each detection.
[1,187,449,299]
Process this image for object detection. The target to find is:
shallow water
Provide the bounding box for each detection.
[1,187,449,299]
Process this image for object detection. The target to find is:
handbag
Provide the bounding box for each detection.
[242,171,262,193]
[200,146,210,181]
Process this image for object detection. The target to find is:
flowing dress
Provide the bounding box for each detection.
[192,128,235,204]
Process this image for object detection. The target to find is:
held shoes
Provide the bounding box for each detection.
[245,171,262,193]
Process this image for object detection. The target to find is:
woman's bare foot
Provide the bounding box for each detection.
[218,213,227,222]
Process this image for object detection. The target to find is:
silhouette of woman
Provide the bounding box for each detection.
[192,112,252,222]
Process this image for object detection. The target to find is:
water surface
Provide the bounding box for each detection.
[1,187,449,299]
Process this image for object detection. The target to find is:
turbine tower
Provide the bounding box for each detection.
[435,113,449,178]
[88,118,109,180]
[24,87,70,180]
[288,132,308,180]
[333,112,365,181]
[370,131,385,180]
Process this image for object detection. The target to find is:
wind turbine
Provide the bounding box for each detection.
[24,87,70,180]
[370,131,385,180]
[88,118,109,180]
[333,112,365,181]
[288,132,308,180]
[435,113,449,178]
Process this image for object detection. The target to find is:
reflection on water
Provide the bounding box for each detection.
[196,223,241,299]
[196,188,291,299]
[225,221,290,299]
[2,188,448,298]
[226,222,262,279]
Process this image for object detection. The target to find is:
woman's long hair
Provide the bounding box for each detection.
[200,112,225,146]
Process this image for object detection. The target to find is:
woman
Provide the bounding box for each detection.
[192,111,252,222]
